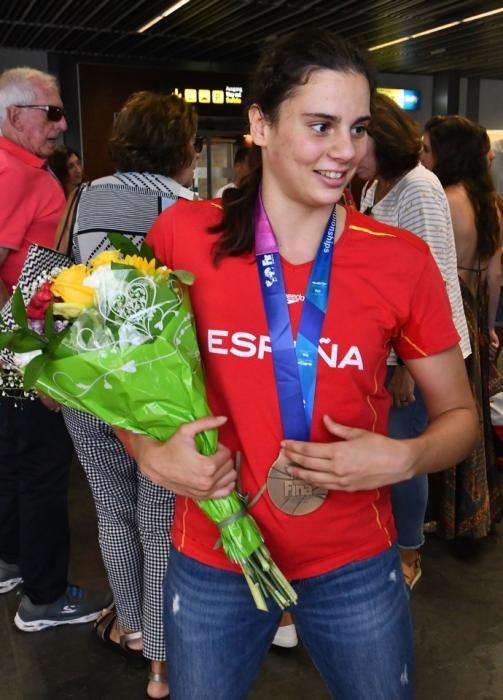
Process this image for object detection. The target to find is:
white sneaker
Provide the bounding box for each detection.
[272,623,298,648]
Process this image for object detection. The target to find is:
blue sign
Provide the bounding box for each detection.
[403,89,421,111]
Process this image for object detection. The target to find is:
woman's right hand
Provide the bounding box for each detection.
[388,365,416,407]
[129,416,237,500]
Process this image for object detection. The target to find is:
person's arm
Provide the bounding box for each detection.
[0,246,11,307]
[125,415,238,499]
[0,167,39,305]
[281,346,478,492]
[487,247,502,359]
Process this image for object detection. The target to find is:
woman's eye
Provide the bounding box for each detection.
[352,124,368,138]
[312,123,330,134]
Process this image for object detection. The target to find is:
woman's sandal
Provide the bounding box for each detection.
[146,671,170,700]
[95,608,149,669]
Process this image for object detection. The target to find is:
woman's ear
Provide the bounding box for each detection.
[248,104,269,147]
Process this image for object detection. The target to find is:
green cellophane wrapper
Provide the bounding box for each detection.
[34,272,215,450]
[27,265,297,611]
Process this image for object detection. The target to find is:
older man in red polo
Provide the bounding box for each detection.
[0,68,111,631]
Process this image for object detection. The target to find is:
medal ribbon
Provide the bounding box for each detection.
[255,191,336,440]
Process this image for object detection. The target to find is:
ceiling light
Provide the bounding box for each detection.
[462,8,503,22]
[368,37,410,52]
[369,5,503,51]
[411,21,460,38]
[138,0,191,33]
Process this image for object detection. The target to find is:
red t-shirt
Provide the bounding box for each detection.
[146,200,460,580]
[0,137,65,291]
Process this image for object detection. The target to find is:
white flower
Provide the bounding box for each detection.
[85,264,131,302]
[84,264,117,290]
[13,350,42,369]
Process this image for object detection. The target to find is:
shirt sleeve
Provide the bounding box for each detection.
[0,166,31,250]
[393,250,460,360]
[397,182,452,276]
[397,180,471,358]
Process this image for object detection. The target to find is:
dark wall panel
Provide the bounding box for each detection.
[79,63,248,180]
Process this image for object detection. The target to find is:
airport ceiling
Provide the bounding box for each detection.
[2,0,503,79]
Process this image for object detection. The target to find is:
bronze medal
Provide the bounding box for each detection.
[266,450,327,516]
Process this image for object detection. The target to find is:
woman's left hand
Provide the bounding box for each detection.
[489,328,500,361]
[281,414,413,492]
[37,392,61,412]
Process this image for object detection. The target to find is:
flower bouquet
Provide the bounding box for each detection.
[0,235,297,612]
[0,244,73,401]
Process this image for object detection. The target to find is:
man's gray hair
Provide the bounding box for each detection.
[0,67,59,134]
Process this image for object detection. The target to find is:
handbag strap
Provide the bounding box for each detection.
[54,183,85,255]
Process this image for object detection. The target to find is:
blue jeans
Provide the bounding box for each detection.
[163,547,414,700]
[387,367,429,549]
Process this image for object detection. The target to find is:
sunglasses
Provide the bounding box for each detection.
[15,104,67,122]
[194,136,204,154]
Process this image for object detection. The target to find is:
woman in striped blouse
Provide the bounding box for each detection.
[356,93,470,588]
[58,90,200,700]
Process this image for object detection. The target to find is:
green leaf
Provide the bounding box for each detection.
[11,287,28,329]
[139,241,154,261]
[110,262,139,273]
[171,270,195,285]
[8,333,46,353]
[23,353,48,390]
[44,302,54,340]
[46,326,73,358]
[107,232,139,257]
[0,331,15,348]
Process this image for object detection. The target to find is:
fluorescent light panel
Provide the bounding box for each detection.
[368,37,410,51]
[138,0,191,33]
[463,8,503,22]
[411,21,460,38]
[369,5,503,51]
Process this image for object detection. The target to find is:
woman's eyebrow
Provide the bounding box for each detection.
[301,112,371,124]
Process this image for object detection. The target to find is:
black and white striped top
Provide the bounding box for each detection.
[360,164,471,360]
[71,171,194,264]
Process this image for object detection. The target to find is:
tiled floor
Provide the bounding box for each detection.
[1,461,503,699]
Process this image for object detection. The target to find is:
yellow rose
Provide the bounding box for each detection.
[51,265,95,306]
[88,250,121,269]
[122,255,158,276]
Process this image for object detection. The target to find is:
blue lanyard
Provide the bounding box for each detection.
[255,193,336,440]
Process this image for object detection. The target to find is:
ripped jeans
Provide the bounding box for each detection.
[163,546,414,700]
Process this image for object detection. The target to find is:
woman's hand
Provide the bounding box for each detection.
[281,415,413,492]
[489,327,500,361]
[282,347,479,493]
[388,366,415,407]
[129,416,237,500]
[37,392,61,412]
